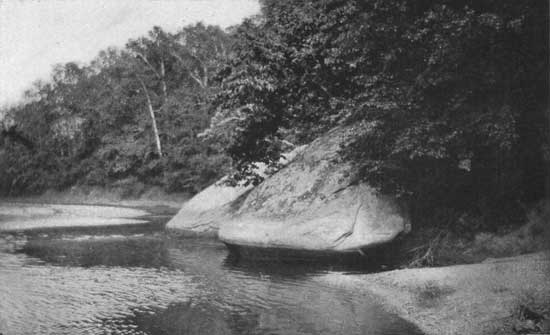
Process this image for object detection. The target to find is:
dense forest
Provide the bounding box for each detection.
[1,0,548,231]
[0,23,233,195]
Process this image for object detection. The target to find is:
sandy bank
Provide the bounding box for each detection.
[318,251,550,335]
[0,185,189,212]
[0,203,150,231]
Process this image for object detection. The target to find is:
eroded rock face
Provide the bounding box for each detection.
[165,148,304,237]
[218,125,407,252]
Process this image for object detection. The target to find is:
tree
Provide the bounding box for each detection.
[171,23,232,89]
[136,75,163,156]
[0,23,234,196]
[127,26,172,104]
[206,0,549,228]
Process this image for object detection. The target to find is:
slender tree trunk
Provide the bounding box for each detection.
[137,77,162,157]
[546,107,550,198]
[203,65,208,88]
[169,51,207,88]
[160,59,168,104]
[134,51,167,105]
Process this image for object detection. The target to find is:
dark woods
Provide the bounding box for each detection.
[1,0,548,232]
[206,0,549,231]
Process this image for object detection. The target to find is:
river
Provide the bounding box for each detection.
[0,203,423,335]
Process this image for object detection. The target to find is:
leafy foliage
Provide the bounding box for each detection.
[206,0,549,229]
[0,23,232,196]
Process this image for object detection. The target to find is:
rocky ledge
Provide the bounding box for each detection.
[218,124,408,257]
[165,148,304,237]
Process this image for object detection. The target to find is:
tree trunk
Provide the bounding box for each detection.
[160,59,168,104]
[169,51,207,88]
[546,108,550,198]
[203,65,208,88]
[137,77,162,157]
[134,52,167,104]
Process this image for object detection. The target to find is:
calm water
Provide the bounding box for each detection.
[0,206,422,335]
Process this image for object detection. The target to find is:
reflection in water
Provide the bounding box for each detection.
[20,234,171,268]
[0,215,423,335]
[123,301,261,335]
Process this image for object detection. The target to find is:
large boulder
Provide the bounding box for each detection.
[165,177,253,237]
[218,124,408,254]
[165,148,304,237]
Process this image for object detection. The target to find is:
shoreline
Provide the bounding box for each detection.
[0,190,186,216]
[317,251,550,335]
[0,203,153,232]
[1,200,548,334]
[0,186,191,214]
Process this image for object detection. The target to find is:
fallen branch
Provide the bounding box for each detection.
[408,231,446,267]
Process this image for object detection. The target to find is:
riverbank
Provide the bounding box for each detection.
[0,185,187,214]
[318,251,550,335]
[2,198,548,334]
[0,203,151,231]
[314,204,550,335]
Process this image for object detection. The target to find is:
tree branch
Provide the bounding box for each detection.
[134,52,161,79]
[169,51,206,88]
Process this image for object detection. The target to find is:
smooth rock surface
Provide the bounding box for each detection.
[166,148,304,237]
[218,124,407,252]
[165,177,253,237]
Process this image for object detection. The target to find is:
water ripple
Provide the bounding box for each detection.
[0,216,423,335]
